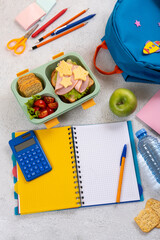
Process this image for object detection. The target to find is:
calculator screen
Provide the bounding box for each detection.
[15,138,36,152]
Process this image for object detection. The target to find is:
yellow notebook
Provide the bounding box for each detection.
[14,127,80,215]
[12,122,143,215]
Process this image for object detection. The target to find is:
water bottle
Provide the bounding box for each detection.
[135,129,160,184]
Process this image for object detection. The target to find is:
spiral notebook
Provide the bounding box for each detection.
[12,121,143,215]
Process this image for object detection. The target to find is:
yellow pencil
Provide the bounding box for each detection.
[116,144,127,203]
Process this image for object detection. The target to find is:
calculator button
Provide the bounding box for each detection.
[39,166,44,172]
[35,145,39,149]
[42,161,47,166]
[22,153,25,156]
[30,168,33,172]
[26,160,29,164]
[38,153,42,157]
[36,160,40,164]
[31,172,36,176]
[32,152,36,155]
[21,162,25,166]
[34,156,38,160]
[30,158,34,161]
[19,158,23,162]
[45,165,49,170]
[36,169,40,174]
[17,155,21,158]
[25,170,29,174]
[27,174,31,179]
[31,149,34,151]
[23,166,27,170]
[41,157,45,161]
[37,150,41,153]
[34,166,38,170]
[28,164,31,168]
[24,156,27,160]
[28,154,32,158]
[27,151,30,154]
[32,162,36,166]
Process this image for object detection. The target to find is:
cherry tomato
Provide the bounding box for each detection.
[43,96,55,104]
[32,106,40,112]
[38,109,48,118]
[47,107,54,115]
[48,102,58,110]
[34,99,46,108]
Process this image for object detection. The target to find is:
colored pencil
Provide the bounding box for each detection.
[38,8,89,42]
[31,8,68,38]
[116,144,127,203]
[51,14,96,36]
[32,22,87,50]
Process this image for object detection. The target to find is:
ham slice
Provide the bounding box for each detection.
[55,62,89,95]
[75,75,89,93]
[55,75,78,95]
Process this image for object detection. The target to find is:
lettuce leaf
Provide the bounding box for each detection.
[25,95,41,119]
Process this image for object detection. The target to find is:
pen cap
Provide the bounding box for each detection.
[136,129,147,140]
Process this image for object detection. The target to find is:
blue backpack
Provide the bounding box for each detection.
[94,0,160,84]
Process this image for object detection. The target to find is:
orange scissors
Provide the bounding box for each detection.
[7,24,38,55]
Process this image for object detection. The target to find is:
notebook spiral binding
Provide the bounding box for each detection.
[68,127,82,206]
[71,127,85,206]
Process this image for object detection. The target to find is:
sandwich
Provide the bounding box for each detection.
[51,59,94,103]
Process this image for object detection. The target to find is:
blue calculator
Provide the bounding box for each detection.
[9,131,52,181]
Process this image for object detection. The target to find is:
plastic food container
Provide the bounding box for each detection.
[11,52,100,127]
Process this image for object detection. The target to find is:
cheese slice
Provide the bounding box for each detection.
[56,60,72,77]
[60,76,72,88]
[73,66,88,81]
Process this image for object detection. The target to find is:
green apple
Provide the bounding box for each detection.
[109,88,137,117]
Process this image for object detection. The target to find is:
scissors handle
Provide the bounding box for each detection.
[14,38,27,55]
[7,36,25,50]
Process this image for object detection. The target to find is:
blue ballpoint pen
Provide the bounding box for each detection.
[51,14,96,36]
[116,144,127,203]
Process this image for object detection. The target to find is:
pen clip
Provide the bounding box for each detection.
[120,156,122,166]
[54,25,67,34]
[120,144,127,165]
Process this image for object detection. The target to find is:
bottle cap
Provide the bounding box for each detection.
[135,128,147,139]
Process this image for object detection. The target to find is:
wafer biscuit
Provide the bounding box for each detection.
[134,208,160,232]
[145,198,160,228]
[18,73,35,86]
[17,73,43,97]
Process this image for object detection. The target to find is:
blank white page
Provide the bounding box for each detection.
[73,122,140,206]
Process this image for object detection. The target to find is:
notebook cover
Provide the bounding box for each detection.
[127,121,143,201]
[13,127,80,215]
[136,89,160,135]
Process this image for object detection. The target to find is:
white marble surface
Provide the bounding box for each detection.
[0,0,159,239]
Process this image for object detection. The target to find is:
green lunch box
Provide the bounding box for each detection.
[11,52,100,127]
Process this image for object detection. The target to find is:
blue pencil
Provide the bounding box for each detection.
[51,14,96,36]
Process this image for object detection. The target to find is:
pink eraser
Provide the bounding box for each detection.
[15,2,46,30]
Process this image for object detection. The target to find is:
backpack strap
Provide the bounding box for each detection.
[93,41,123,75]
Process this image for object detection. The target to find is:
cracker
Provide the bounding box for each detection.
[18,73,35,86]
[134,208,159,232]
[145,198,160,228]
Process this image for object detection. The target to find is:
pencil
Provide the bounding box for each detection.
[38,8,89,42]
[32,22,87,50]
[32,8,68,38]
[116,144,127,203]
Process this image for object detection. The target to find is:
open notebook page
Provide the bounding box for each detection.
[73,122,140,206]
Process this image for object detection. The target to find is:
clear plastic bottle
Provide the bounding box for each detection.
[136,129,160,184]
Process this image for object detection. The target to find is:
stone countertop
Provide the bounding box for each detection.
[0,0,159,239]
